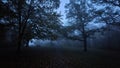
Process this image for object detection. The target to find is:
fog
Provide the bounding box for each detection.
[29,29,120,51]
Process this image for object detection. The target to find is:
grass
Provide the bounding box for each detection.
[0,46,120,68]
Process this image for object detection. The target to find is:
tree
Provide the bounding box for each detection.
[92,0,120,27]
[65,0,104,51]
[65,0,120,51]
[91,0,120,49]
[28,0,61,41]
[0,0,61,52]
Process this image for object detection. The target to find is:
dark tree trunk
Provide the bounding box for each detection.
[17,33,23,52]
[17,3,22,53]
[17,37,22,53]
[83,37,87,52]
[25,40,29,47]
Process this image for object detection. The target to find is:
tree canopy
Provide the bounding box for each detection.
[65,0,120,51]
[0,0,61,51]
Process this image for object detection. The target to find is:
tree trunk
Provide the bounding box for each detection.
[17,32,23,53]
[83,37,87,52]
[25,39,29,47]
[17,35,22,53]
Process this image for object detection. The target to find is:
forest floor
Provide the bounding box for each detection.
[0,46,120,68]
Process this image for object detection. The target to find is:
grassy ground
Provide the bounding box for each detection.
[0,47,120,68]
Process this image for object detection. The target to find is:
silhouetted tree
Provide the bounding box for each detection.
[65,0,105,51]
[0,0,61,52]
[91,0,120,49]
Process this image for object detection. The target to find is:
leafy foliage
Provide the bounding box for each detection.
[0,0,61,51]
[65,0,120,51]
